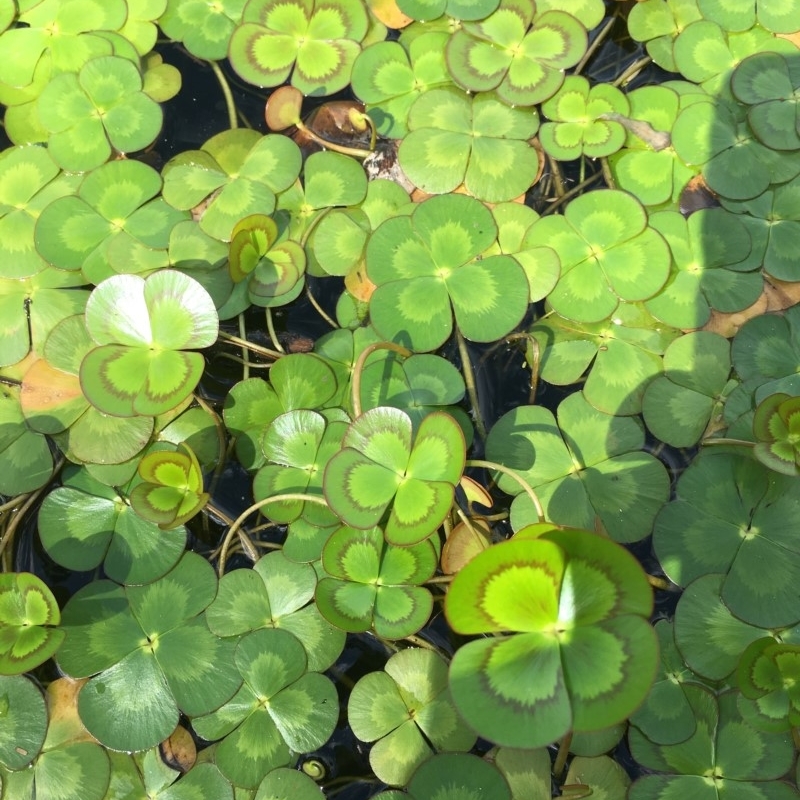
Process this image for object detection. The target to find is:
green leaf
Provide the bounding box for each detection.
[525,189,670,323]
[654,451,800,628]
[316,525,436,638]
[486,392,669,543]
[0,386,53,495]
[129,443,209,528]
[229,0,369,96]
[642,331,732,447]
[629,685,796,798]
[367,193,529,351]
[162,130,302,241]
[38,466,186,584]
[348,648,475,785]
[446,528,656,747]
[446,3,587,106]
[0,675,47,769]
[81,272,218,417]
[37,55,163,173]
[324,407,464,545]
[34,159,187,284]
[406,753,511,799]
[159,0,246,60]
[351,34,453,138]
[399,87,541,202]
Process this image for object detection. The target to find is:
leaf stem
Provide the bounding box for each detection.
[542,171,603,216]
[613,55,652,88]
[297,121,374,159]
[351,341,413,418]
[218,330,284,360]
[217,493,330,575]
[306,284,338,329]
[701,438,756,448]
[503,332,540,405]
[456,327,487,441]
[266,308,285,354]
[208,59,238,130]
[237,314,251,380]
[574,16,616,75]
[553,731,572,779]
[465,459,545,523]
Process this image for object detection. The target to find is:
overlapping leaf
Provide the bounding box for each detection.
[56,552,241,752]
[206,551,345,672]
[523,189,670,323]
[228,0,369,96]
[0,573,65,676]
[38,465,186,584]
[192,628,337,788]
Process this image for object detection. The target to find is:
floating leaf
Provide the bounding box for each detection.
[193,628,337,788]
[629,685,797,800]
[129,443,209,529]
[56,553,241,752]
[0,145,81,279]
[751,393,800,475]
[38,465,186,584]
[0,674,47,769]
[644,208,759,329]
[162,130,302,242]
[159,0,246,60]
[530,304,680,417]
[255,409,346,527]
[351,33,453,138]
[609,81,706,207]
[34,159,188,285]
[0,385,53,495]
[642,331,732,447]
[36,55,163,173]
[524,189,670,324]
[223,353,339,470]
[206,551,345,672]
[228,0,369,96]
